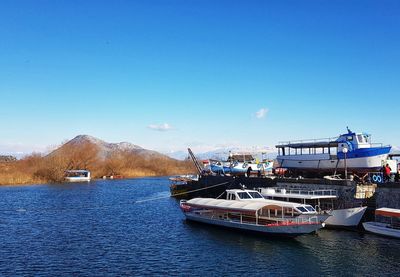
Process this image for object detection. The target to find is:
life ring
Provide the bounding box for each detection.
[372,174,382,183]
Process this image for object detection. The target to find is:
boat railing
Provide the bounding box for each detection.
[277,136,339,146]
[260,187,337,197]
[263,215,320,226]
[193,209,320,226]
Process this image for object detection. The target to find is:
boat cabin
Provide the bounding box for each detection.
[276,129,376,158]
[258,187,338,212]
[225,189,317,215]
[375,208,400,229]
[65,170,91,182]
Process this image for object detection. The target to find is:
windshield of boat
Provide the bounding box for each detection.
[296,206,308,213]
[247,191,264,199]
[237,192,252,199]
[305,205,316,212]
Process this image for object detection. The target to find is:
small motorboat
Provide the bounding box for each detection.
[363,208,400,239]
[64,170,91,182]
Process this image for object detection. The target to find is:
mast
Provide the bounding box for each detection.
[187,148,203,175]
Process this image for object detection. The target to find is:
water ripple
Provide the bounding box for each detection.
[0,178,399,276]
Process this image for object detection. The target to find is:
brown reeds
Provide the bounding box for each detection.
[0,141,195,185]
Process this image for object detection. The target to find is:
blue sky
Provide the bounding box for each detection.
[1,0,399,155]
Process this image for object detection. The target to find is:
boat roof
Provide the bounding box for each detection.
[226,189,317,207]
[65,170,89,173]
[227,154,255,162]
[187,198,270,213]
[276,141,339,149]
[260,189,337,200]
[376,208,400,218]
[187,197,309,213]
[227,189,259,193]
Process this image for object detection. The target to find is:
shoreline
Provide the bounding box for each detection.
[0,173,189,187]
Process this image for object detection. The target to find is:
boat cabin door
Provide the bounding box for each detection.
[227,192,236,200]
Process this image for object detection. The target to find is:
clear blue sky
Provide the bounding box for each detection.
[1,0,399,155]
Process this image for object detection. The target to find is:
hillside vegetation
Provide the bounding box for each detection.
[0,140,195,185]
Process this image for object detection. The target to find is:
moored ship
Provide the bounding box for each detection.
[276,128,391,176]
[180,189,325,237]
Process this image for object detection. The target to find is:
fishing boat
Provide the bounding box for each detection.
[363,208,400,238]
[276,128,391,176]
[169,175,199,198]
[64,170,91,182]
[209,153,274,176]
[180,189,325,236]
[258,187,367,228]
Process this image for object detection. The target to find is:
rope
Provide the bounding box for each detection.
[0,181,232,213]
[136,181,231,203]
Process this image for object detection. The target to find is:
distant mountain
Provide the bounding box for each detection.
[165,146,278,161]
[51,135,175,161]
[0,155,17,162]
[164,150,189,161]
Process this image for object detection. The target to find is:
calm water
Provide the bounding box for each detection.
[0,177,399,276]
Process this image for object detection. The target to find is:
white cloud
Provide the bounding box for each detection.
[147,123,173,132]
[255,108,268,119]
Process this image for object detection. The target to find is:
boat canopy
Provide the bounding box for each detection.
[65,170,90,173]
[276,141,339,149]
[187,198,303,213]
[259,188,337,200]
[375,208,400,218]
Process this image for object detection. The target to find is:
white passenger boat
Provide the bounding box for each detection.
[363,208,400,239]
[65,170,91,182]
[276,128,391,175]
[180,189,325,236]
[258,187,367,228]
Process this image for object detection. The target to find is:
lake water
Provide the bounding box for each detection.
[0,177,399,276]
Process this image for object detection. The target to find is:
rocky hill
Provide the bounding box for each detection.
[52,135,172,161]
[0,155,17,162]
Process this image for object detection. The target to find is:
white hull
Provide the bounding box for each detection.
[277,154,387,171]
[185,213,323,236]
[324,206,367,227]
[65,177,91,182]
[363,222,400,239]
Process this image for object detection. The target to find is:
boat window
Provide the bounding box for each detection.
[305,206,315,212]
[290,148,296,155]
[248,191,263,199]
[237,192,252,199]
[315,148,322,154]
[347,136,353,141]
[296,206,308,213]
[330,147,337,155]
[357,135,364,143]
